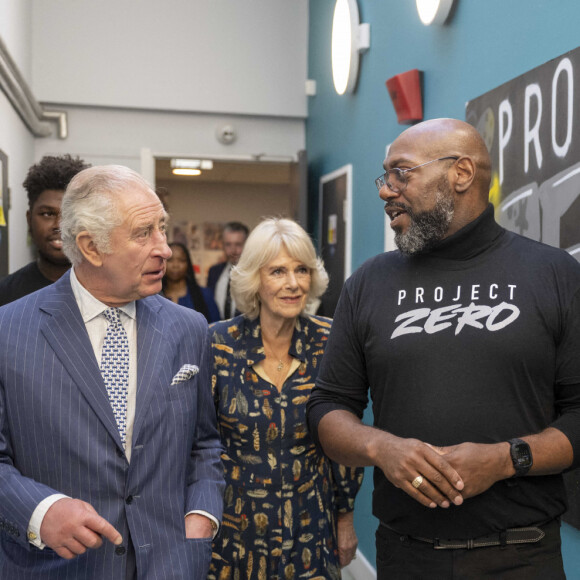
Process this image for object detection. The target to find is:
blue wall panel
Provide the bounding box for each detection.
[307,0,580,569]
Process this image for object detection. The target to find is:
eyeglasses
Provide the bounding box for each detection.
[374,156,459,193]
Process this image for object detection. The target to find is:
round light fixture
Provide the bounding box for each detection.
[416,0,455,26]
[331,0,361,95]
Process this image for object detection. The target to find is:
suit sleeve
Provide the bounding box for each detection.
[0,373,62,548]
[185,326,225,521]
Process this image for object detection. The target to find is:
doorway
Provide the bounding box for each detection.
[319,164,352,317]
[152,156,303,286]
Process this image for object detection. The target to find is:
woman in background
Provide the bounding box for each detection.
[162,242,220,323]
[208,218,362,580]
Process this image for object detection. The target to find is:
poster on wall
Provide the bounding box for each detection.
[169,221,225,286]
[319,165,352,318]
[466,45,580,529]
[0,150,8,277]
[466,45,580,261]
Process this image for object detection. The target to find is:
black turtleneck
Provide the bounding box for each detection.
[308,206,580,538]
[421,203,504,261]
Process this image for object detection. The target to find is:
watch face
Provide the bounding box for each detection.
[513,442,532,467]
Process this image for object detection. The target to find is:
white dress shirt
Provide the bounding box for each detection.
[215,263,236,319]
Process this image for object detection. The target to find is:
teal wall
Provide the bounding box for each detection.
[306,0,580,573]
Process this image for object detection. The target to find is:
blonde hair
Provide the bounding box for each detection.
[231,217,329,319]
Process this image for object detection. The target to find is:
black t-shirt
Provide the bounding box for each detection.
[0,262,54,307]
[308,205,580,538]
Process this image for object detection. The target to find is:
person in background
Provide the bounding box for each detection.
[207,221,249,319]
[162,241,220,323]
[208,217,362,580]
[0,165,224,579]
[307,118,580,579]
[0,154,90,306]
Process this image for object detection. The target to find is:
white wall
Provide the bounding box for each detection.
[2,1,308,273]
[0,0,36,272]
[32,106,305,227]
[33,105,305,171]
[31,0,308,118]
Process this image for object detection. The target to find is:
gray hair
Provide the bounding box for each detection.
[60,165,155,267]
[231,217,328,319]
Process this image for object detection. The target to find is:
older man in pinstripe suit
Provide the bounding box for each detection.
[0,165,224,579]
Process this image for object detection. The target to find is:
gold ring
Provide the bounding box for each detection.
[411,475,424,489]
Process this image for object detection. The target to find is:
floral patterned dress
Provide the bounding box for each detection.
[208,314,363,580]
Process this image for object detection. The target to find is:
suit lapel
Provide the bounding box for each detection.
[132,296,167,445]
[39,274,124,448]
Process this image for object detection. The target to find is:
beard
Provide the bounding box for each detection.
[392,177,455,255]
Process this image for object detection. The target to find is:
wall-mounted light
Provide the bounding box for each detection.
[331,0,370,95]
[170,158,213,176]
[416,0,455,25]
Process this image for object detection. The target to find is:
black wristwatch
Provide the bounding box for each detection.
[508,438,533,477]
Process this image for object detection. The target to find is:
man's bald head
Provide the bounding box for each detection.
[381,118,494,250]
[392,118,492,201]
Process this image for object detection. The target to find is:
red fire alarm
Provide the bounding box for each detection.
[386,69,423,124]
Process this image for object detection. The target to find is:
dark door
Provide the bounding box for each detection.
[319,166,350,317]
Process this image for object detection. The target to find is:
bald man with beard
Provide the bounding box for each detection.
[307,119,580,579]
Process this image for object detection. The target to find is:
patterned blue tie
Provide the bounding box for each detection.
[100,307,129,446]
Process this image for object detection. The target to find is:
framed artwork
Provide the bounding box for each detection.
[318,164,352,317]
[168,220,226,286]
[466,45,580,262]
[0,149,8,277]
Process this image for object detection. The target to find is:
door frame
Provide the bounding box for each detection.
[318,163,353,281]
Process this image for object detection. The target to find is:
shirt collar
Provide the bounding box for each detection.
[70,267,137,324]
[419,203,504,261]
[242,315,310,365]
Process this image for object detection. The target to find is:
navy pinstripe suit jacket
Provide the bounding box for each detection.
[0,271,224,579]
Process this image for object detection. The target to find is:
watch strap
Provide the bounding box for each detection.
[508,438,533,477]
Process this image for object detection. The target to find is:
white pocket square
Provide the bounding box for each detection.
[171,364,199,385]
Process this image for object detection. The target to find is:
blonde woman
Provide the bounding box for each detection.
[208,218,363,580]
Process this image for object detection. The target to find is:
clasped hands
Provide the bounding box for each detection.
[379,437,509,509]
